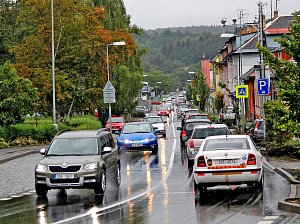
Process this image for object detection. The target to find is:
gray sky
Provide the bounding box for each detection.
[123,0,299,30]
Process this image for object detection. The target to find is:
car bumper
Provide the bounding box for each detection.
[118,141,158,151]
[193,167,262,186]
[35,169,101,189]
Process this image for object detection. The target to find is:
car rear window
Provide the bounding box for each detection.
[185,122,211,131]
[192,127,228,139]
[145,117,163,123]
[203,138,250,151]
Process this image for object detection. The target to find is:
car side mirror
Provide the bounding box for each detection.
[177,127,182,130]
[154,129,160,134]
[115,131,120,135]
[257,146,267,152]
[40,148,46,155]
[102,147,112,154]
[182,137,188,142]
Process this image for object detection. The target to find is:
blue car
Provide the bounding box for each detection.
[116,122,159,154]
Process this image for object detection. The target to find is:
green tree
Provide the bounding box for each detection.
[260,14,300,137]
[0,63,38,126]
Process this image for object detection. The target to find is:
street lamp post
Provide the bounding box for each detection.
[106,41,125,134]
[51,0,57,128]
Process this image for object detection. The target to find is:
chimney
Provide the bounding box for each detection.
[273,10,279,20]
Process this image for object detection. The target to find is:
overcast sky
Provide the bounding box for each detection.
[123,0,299,30]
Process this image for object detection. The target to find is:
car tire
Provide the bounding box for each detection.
[255,173,264,191]
[194,180,207,194]
[94,169,106,194]
[152,145,158,154]
[113,163,121,187]
[188,159,194,168]
[35,184,48,197]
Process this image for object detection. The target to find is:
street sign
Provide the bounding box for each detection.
[103,80,116,103]
[236,85,249,98]
[257,78,270,95]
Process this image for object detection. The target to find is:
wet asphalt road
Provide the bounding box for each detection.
[0,114,299,224]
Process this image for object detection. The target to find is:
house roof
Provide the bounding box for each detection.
[265,15,294,34]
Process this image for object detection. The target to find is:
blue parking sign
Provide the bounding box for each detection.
[257,78,270,95]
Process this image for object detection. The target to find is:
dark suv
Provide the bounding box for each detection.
[35,129,121,197]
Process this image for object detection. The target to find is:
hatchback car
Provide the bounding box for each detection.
[248,119,265,142]
[117,122,159,154]
[35,129,121,197]
[105,116,126,133]
[143,116,167,138]
[157,106,171,117]
[193,135,263,193]
[177,119,212,148]
[186,124,230,168]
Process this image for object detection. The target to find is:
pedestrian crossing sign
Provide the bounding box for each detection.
[236,85,249,98]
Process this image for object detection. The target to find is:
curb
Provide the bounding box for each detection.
[263,157,300,214]
[0,150,39,165]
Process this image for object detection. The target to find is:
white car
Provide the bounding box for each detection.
[193,135,263,193]
[143,116,166,138]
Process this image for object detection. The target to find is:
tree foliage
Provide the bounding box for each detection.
[260,14,300,137]
[0,63,38,126]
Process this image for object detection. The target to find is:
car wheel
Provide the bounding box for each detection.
[35,184,48,197]
[188,159,194,168]
[152,145,158,154]
[194,180,206,194]
[255,173,264,191]
[94,169,106,194]
[113,163,121,187]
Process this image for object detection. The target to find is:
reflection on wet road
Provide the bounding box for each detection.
[0,115,295,224]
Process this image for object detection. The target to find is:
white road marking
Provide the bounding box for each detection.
[257,221,274,224]
[264,216,279,220]
[52,113,178,224]
[0,198,12,201]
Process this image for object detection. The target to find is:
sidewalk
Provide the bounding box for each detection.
[264,156,300,214]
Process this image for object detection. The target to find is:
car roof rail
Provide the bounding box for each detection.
[97,128,109,135]
[54,129,70,137]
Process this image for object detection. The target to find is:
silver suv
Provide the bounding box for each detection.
[186,124,230,168]
[35,129,121,197]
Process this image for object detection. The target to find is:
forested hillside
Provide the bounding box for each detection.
[135,26,235,73]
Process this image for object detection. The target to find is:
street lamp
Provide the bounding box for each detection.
[51,0,57,128]
[106,41,126,134]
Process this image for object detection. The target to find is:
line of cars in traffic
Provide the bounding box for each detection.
[176,103,264,194]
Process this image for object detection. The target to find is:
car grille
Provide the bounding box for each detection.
[50,178,80,184]
[49,165,81,172]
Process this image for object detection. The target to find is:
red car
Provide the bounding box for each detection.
[151,100,161,105]
[157,106,170,117]
[105,116,126,132]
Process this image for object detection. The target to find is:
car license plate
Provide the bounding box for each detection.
[54,173,75,180]
[215,159,238,165]
[132,143,143,147]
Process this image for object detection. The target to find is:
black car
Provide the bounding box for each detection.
[35,129,121,197]
[177,118,211,148]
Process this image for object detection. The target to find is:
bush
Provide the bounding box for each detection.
[266,139,300,159]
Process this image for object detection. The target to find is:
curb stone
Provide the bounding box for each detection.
[263,157,300,214]
[0,149,39,165]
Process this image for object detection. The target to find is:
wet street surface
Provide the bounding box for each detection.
[0,115,299,223]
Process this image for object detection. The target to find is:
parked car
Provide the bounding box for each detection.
[105,116,126,133]
[177,119,212,149]
[219,106,236,121]
[143,116,166,138]
[186,124,230,168]
[35,129,121,197]
[248,119,265,143]
[157,106,171,117]
[193,135,264,193]
[116,122,159,154]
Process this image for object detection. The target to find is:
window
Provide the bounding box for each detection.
[203,138,250,151]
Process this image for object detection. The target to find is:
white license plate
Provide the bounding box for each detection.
[215,159,238,165]
[132,143,143,147]
[54,173,75,179]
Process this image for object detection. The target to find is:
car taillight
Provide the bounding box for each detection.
[182,130,186,137]
[188,139,194,149]
[197,155,206,167]
[254,122,259,134]
[247,153,256,165]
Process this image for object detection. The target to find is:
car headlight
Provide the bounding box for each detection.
[118,139,125,143]
[124,139,130,144]
[85,162,98,170]
[36,164,47,172]
[148,138,156,141]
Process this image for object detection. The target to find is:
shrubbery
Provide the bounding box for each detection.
[0,116,101,149]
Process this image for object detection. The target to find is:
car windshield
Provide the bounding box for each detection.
[122,123,152,134]
[185,110,198,116]
[47,138,99,156]
[145,117,163,123]
[203,138,250,151]
[109,117,124,123]
[192,127,228,139]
